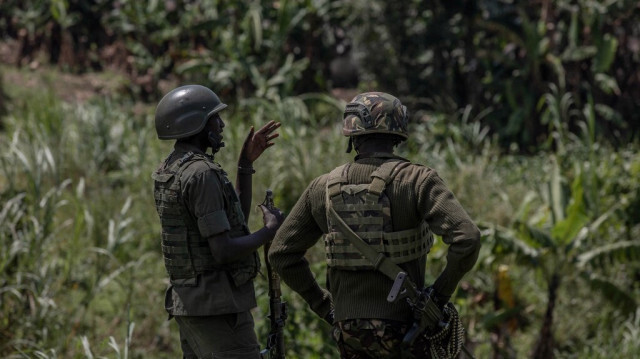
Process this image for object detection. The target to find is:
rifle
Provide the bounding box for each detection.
[387,273,449,345]
[329,206,474,359]
[260,189,287,359]
[388,272,476,359]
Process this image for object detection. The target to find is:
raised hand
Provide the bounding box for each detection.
[240,120,281,164]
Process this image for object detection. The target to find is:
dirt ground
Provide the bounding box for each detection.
[2,66,125,103]
[0,38,356,107]
[0,39,156,105]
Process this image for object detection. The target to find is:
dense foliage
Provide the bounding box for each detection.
[1,0,639,358]
[1,0,639,149]
[0,67,638,358]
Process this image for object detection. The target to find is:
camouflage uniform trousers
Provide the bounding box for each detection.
[332,318,433,359]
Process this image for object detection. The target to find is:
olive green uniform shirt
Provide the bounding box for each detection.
[160,142,257,316]
[268,154,481,322]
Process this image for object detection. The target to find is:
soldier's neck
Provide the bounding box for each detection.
[354,140,395,154]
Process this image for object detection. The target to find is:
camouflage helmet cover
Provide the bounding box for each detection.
[342,92,408,139]
[155,84,227,140]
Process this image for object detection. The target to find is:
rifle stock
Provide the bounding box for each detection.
[260,190,287,359]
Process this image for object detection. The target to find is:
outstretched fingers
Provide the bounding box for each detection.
[256,121,281,147]
[256,120,281,135]
[240,121,282,162]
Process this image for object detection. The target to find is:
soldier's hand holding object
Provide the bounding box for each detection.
[258,204,284,233]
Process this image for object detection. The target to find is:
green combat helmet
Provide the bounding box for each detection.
[155,84,227,140]
[342,92,409,140]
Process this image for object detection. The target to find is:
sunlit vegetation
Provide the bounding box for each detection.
[1,1,639,358]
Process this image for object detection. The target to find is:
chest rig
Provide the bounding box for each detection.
[324,159,433,270]
[152,152,259,287]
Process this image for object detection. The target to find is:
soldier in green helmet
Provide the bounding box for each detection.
[152,84,284,358]
[268,92,481,358]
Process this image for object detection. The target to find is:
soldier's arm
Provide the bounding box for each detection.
[209,226,278,264]
[186,168,281,264]
[235,157,254,223]
[235,120,281,222]
[268,178,334,321]
[418,170,482,302]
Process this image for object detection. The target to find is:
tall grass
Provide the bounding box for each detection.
[1,84,639,358]
[0,88,173,358]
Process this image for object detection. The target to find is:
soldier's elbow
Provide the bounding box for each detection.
[469,224,482,252]
[457,221,482,255]
[209,248,230,265]
[208,236,234,265]
[267,251,279,269]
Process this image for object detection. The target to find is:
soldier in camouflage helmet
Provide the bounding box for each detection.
[268,92,481,358]
[342,92,409,140]
[152,84,284,358]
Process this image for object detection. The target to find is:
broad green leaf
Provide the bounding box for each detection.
[577,240,640,268]
[569,201,622,252]
[569,10,578,48]
[481,306,523,330]
[552,174,588,246]
[549,157,565,223]
[581,271,638,314]
[560,45,597,62]
[493,224,541,260]
[594,73,621,96]
[594,34,618,72]
[518,221,555,249]
[594,104,624,126]
[545,53,566,90]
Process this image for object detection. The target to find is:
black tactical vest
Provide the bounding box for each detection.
[152,152,259,287]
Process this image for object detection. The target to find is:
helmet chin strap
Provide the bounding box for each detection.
[346,137,353,153]
[208,131,225,154]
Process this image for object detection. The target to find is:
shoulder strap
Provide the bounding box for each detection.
[326,163,350,204]
[366,159,411,203]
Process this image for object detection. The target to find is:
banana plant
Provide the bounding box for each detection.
[484,156,640,358]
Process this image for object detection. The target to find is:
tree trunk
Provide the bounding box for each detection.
[532,273,560,359]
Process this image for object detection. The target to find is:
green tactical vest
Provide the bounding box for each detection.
[324,159,434,270]
[152,151,259,287]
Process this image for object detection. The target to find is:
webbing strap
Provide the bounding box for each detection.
[161,218,185,227]
[162,244,211,255]
[154,191,178,203]
[327,257,372,268]
[342,216,384,226]
[368,160,399,195]
[327,164,350,203]
[368,160,411,195]
[329,206,412,284]
[164,257,218,267]
[155,205,182,216]
[333,203,381,211]
[325,227,430,263]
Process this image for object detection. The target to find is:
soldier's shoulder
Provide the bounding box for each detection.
[401,160,434,172]
[394,161,435,182]
[180,155,223,177]
[310,172,331,189]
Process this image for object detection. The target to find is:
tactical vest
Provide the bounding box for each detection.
[324,159,434,270]
[152,152,259,287]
